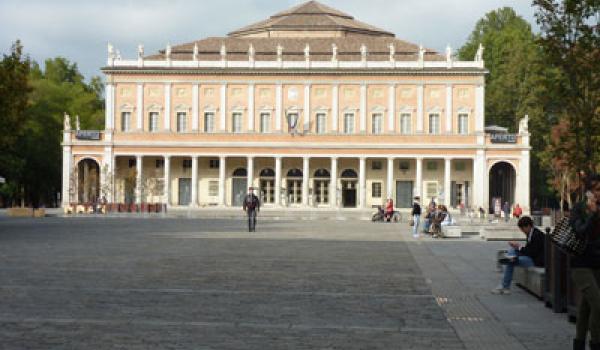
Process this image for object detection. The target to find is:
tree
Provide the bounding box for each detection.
[533,0,600,178]
[0,41,31,205]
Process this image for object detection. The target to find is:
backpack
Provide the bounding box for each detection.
[246,194,258,210]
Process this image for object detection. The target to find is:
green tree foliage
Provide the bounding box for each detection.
[533,0,600,180]
[0,42,104,207]
[458,7,560,207]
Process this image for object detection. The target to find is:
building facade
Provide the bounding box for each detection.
[62,1,531,212]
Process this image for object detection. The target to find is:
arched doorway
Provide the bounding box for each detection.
[77,158,100,203]
[313,169,330,206]
[232,168,247,206]
[286,168,303,205]
[489,161,516,213]
[259,168,275,204]
[340,169,358,208]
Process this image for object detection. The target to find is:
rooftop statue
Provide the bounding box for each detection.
[388,43,395,62]
[304,44,310,59]
[475,43,484,62]
[64,113,71,131]
[445,45,452,62]
[418,45,425,62]
[75,115,81,131]
[331,43,338,62]
[137,44,144,59]
[193,43,199,61]
[519,115,529,133]
[220,44,227,59]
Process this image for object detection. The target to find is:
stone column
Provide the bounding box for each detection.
[517,150,531,214]
[192,83,199,131]
[417,84,424,133]
[164,83,171,131]
[444,158,452,206]
[387,158,394,199]
[388,84,395,133]
[275,83,282,132]
[445,84,453,134]
[332,84,339,132]
[219,155,226,206]
[164,156,171,206]
[359,83,367,133]
[136,155,143,204]
[191,156,198,207]
[220,83,227,132]
[359,157,366,208]
[330,157,338,208]
[247,83,255,132]
[136,83,144,130]
[104,83,115,130]
[475,84,485,133]
[304,84,311,132]
[62,145,71,206]
[472,151,486,211]
[247,156,254,190]
[275,156,282,206]
[415,157,423,197]
[101,146,113,203]
[302,157,309,206]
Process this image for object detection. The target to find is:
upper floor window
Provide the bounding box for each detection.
[286,113,299,132]
[260,112,271,133]
[232,112,242,133]
[343,113,354,134]
[176,112,187,133]
[458,113,469,135]
[121,112,131,132]
[400,113,411,134]
[204,112,215,133]
[209,159,220,169]
[316,113,327,134]
[372,113,383,134]
[148,112,159,132]
[429,113,440,135]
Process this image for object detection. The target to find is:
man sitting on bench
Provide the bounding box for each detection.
[492,216,545,295]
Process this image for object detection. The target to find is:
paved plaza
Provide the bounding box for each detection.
[0,216,573,349]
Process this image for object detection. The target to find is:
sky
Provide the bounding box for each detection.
[0,0,537,81]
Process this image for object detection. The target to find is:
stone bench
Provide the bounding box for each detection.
[7,208,45,217]
[441,225,462,238]
[515,266,545,299]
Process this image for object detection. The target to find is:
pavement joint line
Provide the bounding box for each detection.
[0,285,433,299]
[0,317,454,334]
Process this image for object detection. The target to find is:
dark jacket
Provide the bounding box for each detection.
[519,227,545,267]
[243,193,260,212]
[411,202,421,216]
[570,202,600,268]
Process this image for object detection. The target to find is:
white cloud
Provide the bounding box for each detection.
[0,0,536,80]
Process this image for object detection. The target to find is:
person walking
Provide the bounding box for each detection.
[503,201,510,222]
[570,174,600,350]
[242,187,260,232]
[411,196,421,238]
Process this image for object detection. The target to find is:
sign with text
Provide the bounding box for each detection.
[75,130,101,140]
[490,133,517,144]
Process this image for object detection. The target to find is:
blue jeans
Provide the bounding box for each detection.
[502,248,534,289]
[412,214,420,235]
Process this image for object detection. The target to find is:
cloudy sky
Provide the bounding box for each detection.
[0,0,537,81]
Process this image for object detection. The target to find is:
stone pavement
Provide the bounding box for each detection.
[0,216,573,349]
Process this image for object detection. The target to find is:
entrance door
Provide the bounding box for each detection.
[287,179,302,204]
[260,179,274,204]
[232,178,247,207]
[178,178,191,205]
[314,180,329,205]
[341,180,357,208]
[396,181,413,208]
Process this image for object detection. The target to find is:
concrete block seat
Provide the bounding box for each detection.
[441,225,462,238]
[514,266,546,299]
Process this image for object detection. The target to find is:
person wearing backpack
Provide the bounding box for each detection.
[570,173,600,350]
[243,187,260,232]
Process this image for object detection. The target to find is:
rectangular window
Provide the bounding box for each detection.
[148,112,159,132]
[400,113,411,134]
[121,112,131,132]
[155,159,164,168]
[287,113,299,132]
[399,161,410,171]
[232,112,242,133]
[343,113,354,134]
[128,158,136,168]
[204,112,215,133]
[429,113,440,134]
[454,161,466,171]
[426,161,438,171]
[316,113,327,134]
[209,159,220,169]
[260,112,271,133]
[371,160,382,170]
[183,159,192,169]
[458,113,469,135]
[176,112,187,133]
[208,180,219,197]
[371,113,383,134]
[425,181,438,199]
[372,182,382,198]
